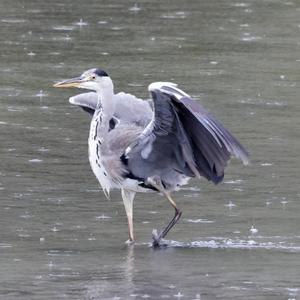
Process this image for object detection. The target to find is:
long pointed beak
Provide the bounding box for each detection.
[53,76,83,88]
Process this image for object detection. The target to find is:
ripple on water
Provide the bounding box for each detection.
[7,106,27,112]
[95,214,111,220]
[239,98,285,107]
[110,26,123,31]
[27,51,36,56]
[35,90,48,99]
[180,186,201,192]
[144,237,300,252]
[286,288,299,296]
[225,201,236,208]
[128,82,144,87]
[52,25,75,31]
[74,18,88,27]
[161,12,187,19]
[183,193,201,198]
[0,87,22,97]
[48,272,80,278]
[28,159,43,163]
[1,18,26,23]
[232,3,251,7]
[241,34,262,42]
[224,179,243,184]
[185,218,215,224]
[0,243,12,248]
[26,9,42,13]
[19,213,34,219]
[52,35,72,41]
[38,147,49,152]
[49,51,61,55]
[129,3,141,12]
[47,249,80,256]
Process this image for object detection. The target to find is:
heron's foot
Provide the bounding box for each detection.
[152,229,160,246]
[125,239,135,246]
[152,229,168,248]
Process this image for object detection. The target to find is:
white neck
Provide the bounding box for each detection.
[96,77,115,122]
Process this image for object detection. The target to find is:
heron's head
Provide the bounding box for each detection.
[53,68,111,92]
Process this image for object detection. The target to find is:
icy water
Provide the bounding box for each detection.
[1,0,300,299]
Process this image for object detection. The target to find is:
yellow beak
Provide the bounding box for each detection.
[53,76,83,88]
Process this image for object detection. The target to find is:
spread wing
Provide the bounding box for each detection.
[124,82,249,185]
[69,92,98,115]
[69,92,153,127]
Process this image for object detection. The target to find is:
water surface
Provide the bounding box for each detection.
[0,0,300,299]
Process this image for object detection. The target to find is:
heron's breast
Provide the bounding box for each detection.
[89,113,102,141]
[88,116,113,192]
[88,137,113,192]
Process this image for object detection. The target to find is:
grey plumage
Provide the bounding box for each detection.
[69,91,152,127]
[54,70,249,245]
[123,84,248,190]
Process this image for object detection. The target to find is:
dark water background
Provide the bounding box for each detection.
[0,0,299,299]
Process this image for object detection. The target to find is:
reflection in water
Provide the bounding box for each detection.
[84,246,136,299]
[123,245,135,295]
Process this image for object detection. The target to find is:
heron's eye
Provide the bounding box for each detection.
[91,75,96,80]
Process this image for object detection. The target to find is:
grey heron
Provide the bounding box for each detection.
[53,68,249,246]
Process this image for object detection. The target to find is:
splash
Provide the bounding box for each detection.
[145,237,300,252]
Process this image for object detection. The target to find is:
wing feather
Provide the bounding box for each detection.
[124,82,249,186]
[69,92,153,126]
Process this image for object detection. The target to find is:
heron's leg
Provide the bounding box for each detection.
[147,177,182,246]
[121,189,135,243]
[158,192,182,239]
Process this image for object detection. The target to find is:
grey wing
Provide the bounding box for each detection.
[124,82,249,186]
[69,92,153,127]
[113,92,152,127]
[69,92,97,116]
